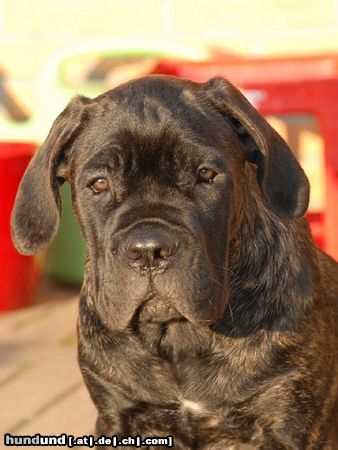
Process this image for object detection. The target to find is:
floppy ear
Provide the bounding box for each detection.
[11,96,91,255]
[204,78,310,219]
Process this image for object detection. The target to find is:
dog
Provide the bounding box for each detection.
[11,75,338,449]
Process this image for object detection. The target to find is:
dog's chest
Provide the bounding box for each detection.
[131,350,261,444]
[80,317,278,448]
[124,324,268,447]
[128,394,263,449]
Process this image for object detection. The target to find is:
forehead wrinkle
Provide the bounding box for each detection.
[134,92,175,124]
[78,145,126,177]
[181,89,210,119]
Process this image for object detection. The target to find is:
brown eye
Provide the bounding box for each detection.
[90,178,109,194]
[198,168,217,184]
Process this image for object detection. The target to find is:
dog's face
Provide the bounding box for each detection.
[11,76,310,331]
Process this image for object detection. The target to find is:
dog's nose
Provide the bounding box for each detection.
[123,228,177,273]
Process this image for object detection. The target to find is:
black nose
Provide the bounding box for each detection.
[123,228,177,273]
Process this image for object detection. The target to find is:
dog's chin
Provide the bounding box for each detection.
[136,295,183,324]
[134,290,227,327]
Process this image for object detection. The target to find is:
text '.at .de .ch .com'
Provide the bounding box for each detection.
[3,433,174,447]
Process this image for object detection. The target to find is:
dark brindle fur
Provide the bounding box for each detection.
[11,76,338,449]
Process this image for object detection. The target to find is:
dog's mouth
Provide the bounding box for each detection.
[135,291,183,324]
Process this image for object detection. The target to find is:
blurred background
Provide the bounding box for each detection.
[1,0,338,444]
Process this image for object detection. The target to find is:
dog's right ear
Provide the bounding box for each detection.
[11,96,91,255]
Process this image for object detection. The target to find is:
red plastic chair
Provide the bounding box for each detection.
[0,142,43,312]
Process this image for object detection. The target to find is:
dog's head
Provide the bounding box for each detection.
[11,76,309,331]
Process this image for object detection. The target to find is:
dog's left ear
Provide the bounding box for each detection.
[11,96,91,255]
[204,77,310,219]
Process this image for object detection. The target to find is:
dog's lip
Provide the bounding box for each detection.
[133,284,225,326]
[137,313,185,325]
[134,289,183,324]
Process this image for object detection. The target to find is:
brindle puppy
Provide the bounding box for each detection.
[11,76,338,449]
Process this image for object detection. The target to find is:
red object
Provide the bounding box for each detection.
[0,142,42,312]
[154,54,338,260]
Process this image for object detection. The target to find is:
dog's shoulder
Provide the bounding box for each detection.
[315,248,338,334]
[316,248,338,290]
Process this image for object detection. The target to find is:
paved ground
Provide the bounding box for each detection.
[0,280,97,449]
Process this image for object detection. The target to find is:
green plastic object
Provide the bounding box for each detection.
[45,183,86,285]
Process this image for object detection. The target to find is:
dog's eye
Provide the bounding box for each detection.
[198,168,217,184]
[90,178,109,194]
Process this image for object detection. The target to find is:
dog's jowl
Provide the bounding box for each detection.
[11,76,338,449]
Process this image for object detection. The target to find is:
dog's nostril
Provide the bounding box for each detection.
[153,248,162,260]
[126,247,143,261]
[153,246,171,259]
[157,246,172,259]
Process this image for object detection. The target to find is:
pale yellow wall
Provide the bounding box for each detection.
[1,0,338,78]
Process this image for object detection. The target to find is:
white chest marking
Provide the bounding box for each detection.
[181,399,204,413]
